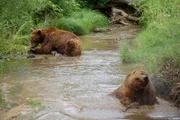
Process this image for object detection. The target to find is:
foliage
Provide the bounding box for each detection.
[56,9,108,35]
[130,0,180,27]
[76,0,110,8]
[0,1,32,60]
[121,0,180,69]
[32,0,63,24]
[120,45,133,63]
[27,100,46,109]
[0,0,46,58]
[0,90,5,107]
[50,0,80,15]
[0,88,8,107]
[121,22,180,71]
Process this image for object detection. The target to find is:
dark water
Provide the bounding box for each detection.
[1,25,180,120]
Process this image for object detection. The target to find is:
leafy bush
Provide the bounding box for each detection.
[0,0,34,59]
[50,0,80,15]
[32,0,63,24]
[131,0,180,27]
[77,0,110,8]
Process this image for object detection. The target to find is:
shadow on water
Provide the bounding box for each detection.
[1,24,180,120]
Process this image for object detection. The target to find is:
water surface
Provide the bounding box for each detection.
[1,25,179,120]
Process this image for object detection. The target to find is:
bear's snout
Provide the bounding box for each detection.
[139,75,148,82]
[144,76,148,81]
[30,42,38,49]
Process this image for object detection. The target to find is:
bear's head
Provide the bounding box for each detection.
[125,70,150,91]
[30,28,44,49]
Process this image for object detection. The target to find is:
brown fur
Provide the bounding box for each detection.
[29,27,82,56]
[110,70,158,106]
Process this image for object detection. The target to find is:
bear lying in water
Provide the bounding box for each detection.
[29,26,82,56]
[110,70,158,106]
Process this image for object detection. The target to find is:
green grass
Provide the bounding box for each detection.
[121,0,180,72]
[55,9,109,35]
[0,22,31,60]
[27,100,41,108]
[0,90,4,106]
[121,27,180,72]
[27,100,46,110]
[0,89,8,107]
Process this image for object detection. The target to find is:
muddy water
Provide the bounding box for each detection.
[1,25,180,120]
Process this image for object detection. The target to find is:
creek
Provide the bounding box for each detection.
[1,24,179,120]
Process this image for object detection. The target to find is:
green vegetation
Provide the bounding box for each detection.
[17,113,35,120]
[0,88,9,108]
[27,100,46,109]
[56,9,108,35]
[77,0,109,8]
[121,0,180,72]
[0,90,6,107]
[0,0,62,62]
[121,0,180,103]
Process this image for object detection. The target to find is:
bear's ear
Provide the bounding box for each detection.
[124,73,131,82]
[37,30,42,35]
[132,70,136,75]
[31,28,34,33]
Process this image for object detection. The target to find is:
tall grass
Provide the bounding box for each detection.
[133,0,179,27]
[55,9,108,35]
[121,0,180,72]
[0,0,62,59]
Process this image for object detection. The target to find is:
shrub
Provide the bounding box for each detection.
[0,0,63,58]
[76,0,110,8]
[50,0,80,15]
[32,0,63,24]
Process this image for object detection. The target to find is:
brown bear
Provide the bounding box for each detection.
[110,70,158,106]
[29,26,82,56]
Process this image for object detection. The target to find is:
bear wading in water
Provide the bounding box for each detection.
[110,70,158,106]
[29,27,82,56]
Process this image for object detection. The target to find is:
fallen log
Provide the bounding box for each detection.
[112,7,139,21]
[110,15,128,25]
